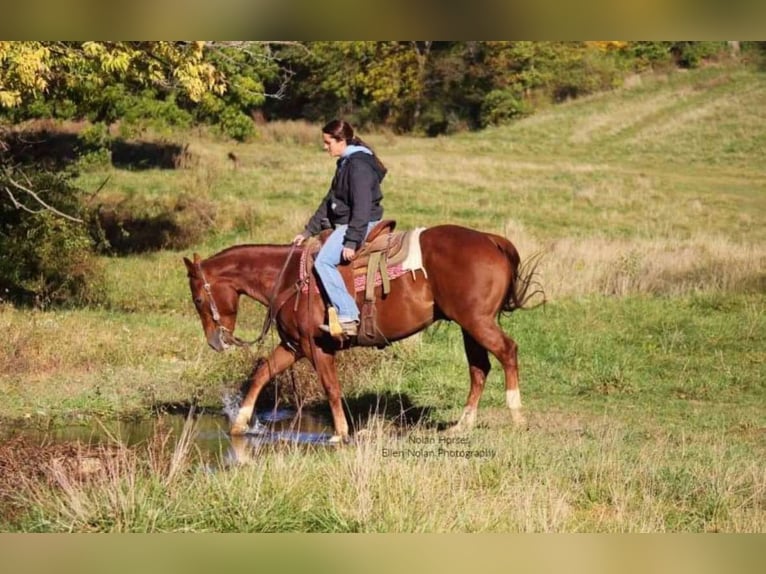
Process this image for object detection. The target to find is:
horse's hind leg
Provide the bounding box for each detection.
[453,329,491,432]
[499,331,526,428]
[230,343,298,435]
[462,321,526,429]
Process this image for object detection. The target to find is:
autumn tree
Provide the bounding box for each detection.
[0,42,226,113]
[0,41,271,306]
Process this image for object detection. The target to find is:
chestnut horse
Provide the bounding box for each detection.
[183,224,540,441]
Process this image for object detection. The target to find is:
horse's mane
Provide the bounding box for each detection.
[208,243,292,261]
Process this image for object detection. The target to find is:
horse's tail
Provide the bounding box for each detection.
[489,234,546,314]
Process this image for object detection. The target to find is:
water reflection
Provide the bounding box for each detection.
[1,407,337,469]
[223,407,339,465]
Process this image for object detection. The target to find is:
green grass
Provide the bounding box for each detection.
[1,62,764,532]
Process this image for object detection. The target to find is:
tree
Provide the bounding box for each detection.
[0,41,295,139]
[0,41,288,306]
[263,42,428,131]
[0,42,226,113]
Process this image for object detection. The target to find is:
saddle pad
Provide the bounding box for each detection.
[299,251,408,294]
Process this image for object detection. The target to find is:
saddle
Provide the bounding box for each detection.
[304,219,420,347]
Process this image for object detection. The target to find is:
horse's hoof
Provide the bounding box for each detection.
[327,434,350,445]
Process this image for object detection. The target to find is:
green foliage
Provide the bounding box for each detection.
[0,41,227,112]
[189,44,277,140]
[623,42,674,70]
[75,122,112,168]
[0,42,280,141]
[550,46,626,101]
[215,107,255,142]
[671,42,728,68]
[480,88,528,126]
[0,169,105,307]
[193,93,248,140]
[268,41,639,134]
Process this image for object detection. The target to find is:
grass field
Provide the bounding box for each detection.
[1,63,764,532]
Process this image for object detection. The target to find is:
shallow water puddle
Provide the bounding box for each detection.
[0,407,337,467]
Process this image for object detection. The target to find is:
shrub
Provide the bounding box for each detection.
[480,88,528,127]
[217,108,255,142]
[0,169,106,307]
[548,50,624,102]
[624,42,674,71]
[120,91,194,134]
[671,42,728,69]
[76,122,112,169]
[193,93,255,142]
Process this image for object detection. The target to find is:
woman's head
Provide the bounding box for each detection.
[321,119,386,172]
[322,119,355,143]
[322,119,354,158]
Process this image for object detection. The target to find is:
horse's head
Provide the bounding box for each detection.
[183,253,240,352]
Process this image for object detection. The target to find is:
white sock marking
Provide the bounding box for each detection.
[506,389,522,410]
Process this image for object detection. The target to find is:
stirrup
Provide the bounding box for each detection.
[319,321,358,337]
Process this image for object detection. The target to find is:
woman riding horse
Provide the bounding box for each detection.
[292,119,387,337]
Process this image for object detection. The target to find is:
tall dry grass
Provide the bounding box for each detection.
[503,220,765,300]
[8,415,201,532]
[255,119,320,147]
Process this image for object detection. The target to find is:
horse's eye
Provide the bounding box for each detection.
[194,297,203,305]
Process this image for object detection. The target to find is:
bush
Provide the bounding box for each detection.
[120,91,194,133]
[193,93,255,142]
[217,108,255,142]
[76,122,112,169]
[671,42,727,69]
[548,50,624,102]
[480,88,528,127]
[624,42,673,71]
[0,169,106,307]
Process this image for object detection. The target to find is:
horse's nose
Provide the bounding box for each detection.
[207,328,230,352]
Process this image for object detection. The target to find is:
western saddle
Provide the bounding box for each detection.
[304,219,415,346]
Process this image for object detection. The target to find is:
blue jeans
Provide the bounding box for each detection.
[314,221,379,322]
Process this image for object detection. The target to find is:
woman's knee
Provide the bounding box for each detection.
[315,249,340,267]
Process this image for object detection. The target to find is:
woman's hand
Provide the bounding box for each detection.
[293,234,306,246]
[341,247,356,261]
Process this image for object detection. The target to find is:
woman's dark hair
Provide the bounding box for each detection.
[322,119,386,172]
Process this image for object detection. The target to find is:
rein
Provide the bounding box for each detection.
[255,242,301,345]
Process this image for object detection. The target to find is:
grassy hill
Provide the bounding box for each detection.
[66,63,764,310]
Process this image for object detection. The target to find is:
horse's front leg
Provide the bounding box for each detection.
[230,343,299,435]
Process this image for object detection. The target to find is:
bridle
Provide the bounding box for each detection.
[196,263,253,349]
[195,243,301,350]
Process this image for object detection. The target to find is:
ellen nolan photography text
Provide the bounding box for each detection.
[382,434,497,460]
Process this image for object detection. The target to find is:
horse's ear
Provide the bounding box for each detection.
[183,256,196,277]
